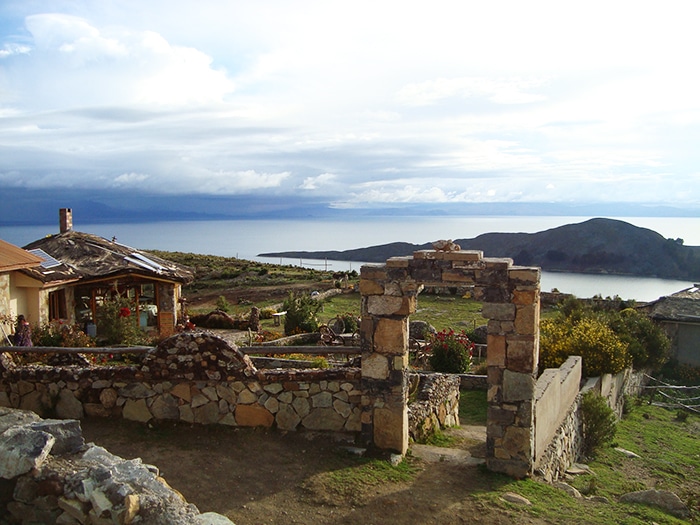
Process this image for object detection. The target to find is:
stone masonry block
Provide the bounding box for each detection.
[441,269,476,283]
[507,337,537,373]
[444,250,483,262]
[413,250,442,260]
[362,354,390,380]
[511,289,538,306]
[359,279,385,296]
[514,304,539,336]
[483,257,513,269]
[386,257,410,268]
[508,267,540,284]
[367,295,404,316]
[361,265,387,279]
[373,406,408,454]
[502,369,535,402]
[373,318,408,355]
[482,302,516,321]
[486,334,506,367]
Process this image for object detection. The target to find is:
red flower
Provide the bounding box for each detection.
[119,307,131,317]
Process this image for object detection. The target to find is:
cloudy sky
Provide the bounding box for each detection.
[1,0,699,221]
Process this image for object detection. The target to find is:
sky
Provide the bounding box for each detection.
[1,0,700,222]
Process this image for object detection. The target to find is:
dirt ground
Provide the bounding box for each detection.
[186,283,329,312]
[80,418,546,525]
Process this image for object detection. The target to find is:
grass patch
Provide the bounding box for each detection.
[307,454,421,506]
[424,429,458,447]
[459,389,487,425]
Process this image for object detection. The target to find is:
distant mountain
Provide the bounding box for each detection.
[259,218,700,281]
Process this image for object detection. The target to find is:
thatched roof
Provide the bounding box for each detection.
[0,239,43,273]
[21,231,193,285]
[648,285,700,323]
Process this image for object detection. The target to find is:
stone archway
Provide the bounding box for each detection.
[359,248,540,477]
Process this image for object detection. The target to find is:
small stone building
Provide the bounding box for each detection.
[16,209,193,338]
[646,285,700,366]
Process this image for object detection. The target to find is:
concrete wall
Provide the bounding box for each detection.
[533,356,582,464]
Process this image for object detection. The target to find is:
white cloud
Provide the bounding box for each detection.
[1,1,700,211]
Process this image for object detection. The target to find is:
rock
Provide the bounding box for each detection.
[500,492,531,505]
[553,481,582,499]
[55,390,84,420]
[0,425,55,478]
[29,419,84,455]
[122,399,152,423]
[0,407,42,433]
[302,408,346,432]
[615,447,640,458]
[195,512,237,524]
[619,489,690,518]
[275,404,301,431]
[565,463,592,476]
[235,404,274,427]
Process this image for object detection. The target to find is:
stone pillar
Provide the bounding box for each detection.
[359,262,415,455]
[484,266,540,478]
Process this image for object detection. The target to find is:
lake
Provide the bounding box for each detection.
[1,215,697,302]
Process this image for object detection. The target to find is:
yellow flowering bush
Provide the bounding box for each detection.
[540,316,630,377]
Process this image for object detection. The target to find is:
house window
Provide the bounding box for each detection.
[49,289,67,320]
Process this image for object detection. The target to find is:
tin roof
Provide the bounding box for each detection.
[0,238,43,272]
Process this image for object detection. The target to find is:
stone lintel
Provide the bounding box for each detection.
[443,250,483,262]
[386,257,411,268]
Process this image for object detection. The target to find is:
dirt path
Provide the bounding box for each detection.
[80,418,543,525]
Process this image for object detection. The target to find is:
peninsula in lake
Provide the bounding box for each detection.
[259,218,700,281]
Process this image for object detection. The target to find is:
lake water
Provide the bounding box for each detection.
[1,215,697,302]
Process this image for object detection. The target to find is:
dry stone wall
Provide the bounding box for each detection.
[407,373,460,443]
[0,332,362,435]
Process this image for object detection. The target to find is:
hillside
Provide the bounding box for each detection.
[259,218,700,280]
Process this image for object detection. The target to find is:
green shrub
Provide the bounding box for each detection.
[580,391,617,457]
[95,296,150,346]
[282,292,323,335]
[215,295,231,313]
[428,329,473,374]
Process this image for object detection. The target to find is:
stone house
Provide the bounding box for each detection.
[645,285,700,367]
[0,238,44,342]
[13,209,193,339]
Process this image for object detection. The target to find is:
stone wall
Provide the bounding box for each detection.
[534,366,649,482]
[407,373,460,443]
[0,332,362,435]
[0,407,232,524]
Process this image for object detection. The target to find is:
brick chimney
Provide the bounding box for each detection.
[59,208,73,233]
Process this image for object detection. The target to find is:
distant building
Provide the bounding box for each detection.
[645,285,700,367]
[0,238,44,343]
[12,209,193,339]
